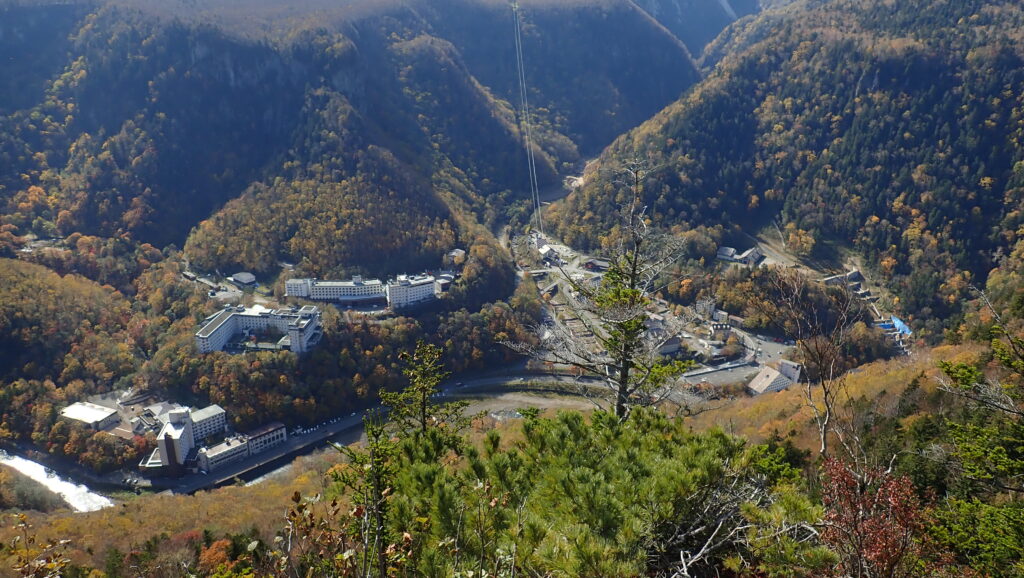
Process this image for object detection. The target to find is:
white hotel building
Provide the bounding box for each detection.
[195,305,322,354]
[155,408,195,470]
[139,404,229,470]
[285,276,386,302]
[190,404,227,444]
[287,273,445,309]
[386,274,437,309]
[197,436,249,472]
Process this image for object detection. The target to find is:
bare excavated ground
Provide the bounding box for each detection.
[458,391,597,416]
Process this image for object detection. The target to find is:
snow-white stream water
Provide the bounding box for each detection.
[0,452,113,512]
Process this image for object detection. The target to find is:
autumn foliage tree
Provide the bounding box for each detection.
[820,458,949,577]
[197,539,234,575]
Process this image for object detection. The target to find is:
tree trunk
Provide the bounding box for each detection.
[616,354,631,419]
[369,443,388,577]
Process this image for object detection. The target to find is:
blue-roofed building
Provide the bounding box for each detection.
[891,316,912,336]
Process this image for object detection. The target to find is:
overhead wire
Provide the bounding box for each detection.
[511,1,544,235]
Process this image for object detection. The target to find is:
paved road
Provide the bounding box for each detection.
[748,333,793,361]
[689,364,760,387]
[204,370,723,494]
[155,413,366,495]
[158,372,602,495]
[529,232,797,393]
[680,326,795,387]
[40,362,724,499]
[167,227,796,494]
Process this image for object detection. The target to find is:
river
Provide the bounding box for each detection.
[0,375,583,508]
[0,452,113,513]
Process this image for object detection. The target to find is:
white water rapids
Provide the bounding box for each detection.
[0,452,113,512]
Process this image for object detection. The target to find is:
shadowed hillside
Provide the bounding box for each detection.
[550,0,1024,337]
[0,0,707,278]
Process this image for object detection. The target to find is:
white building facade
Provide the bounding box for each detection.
[387,274,437,309]
[195,305,323,354]
[156,409,195,466]
[747,360,804,395]
[247,422,288,454]
[286,276,386,302]
[190,405,227,444]
[197,436,249,472]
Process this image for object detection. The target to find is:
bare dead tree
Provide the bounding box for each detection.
[937,286,1024,417]
[751,268,865,457]
[934,287,1024,493]
[508,159,700,419]
[655,465,821,577]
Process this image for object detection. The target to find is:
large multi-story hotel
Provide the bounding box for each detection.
[285,276,386,302]
[155,408,195,473]
[195,305,322,354]
[189,404,227,444]
[286,273,446,309]
[386,274,437,309]
[139,404,288,475]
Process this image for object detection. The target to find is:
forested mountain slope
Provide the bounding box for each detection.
[0,260,135,386]
[551,0,1024,336]
[0,0,708,279]
[633,0,759,55]
[0,0,741,473]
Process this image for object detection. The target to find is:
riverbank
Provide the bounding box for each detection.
[0,369,601,509]
[0,440,133,494]
[0,451,112,512]
[0,463,65,512]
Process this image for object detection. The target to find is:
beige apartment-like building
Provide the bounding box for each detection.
[246,422,288,455]
[190,404,227,444]
[197,436,249,472]
[747,360,803,395]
